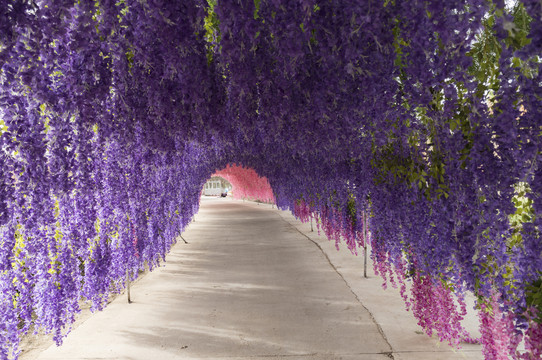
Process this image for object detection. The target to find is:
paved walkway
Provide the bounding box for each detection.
[26,198,483,360]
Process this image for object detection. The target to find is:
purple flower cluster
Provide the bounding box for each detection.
[0,1,541,359]
[293,199,365,254]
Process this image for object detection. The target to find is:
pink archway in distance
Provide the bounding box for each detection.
[212,165,275,203]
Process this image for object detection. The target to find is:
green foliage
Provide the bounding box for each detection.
[504,2,532,51]
[371,138,449,202]
[204,0,221,63]
[0,119,7,134]
[253,0,261,20]
[467,17,500,96]
[346,194,356,227]
[392,22,409,70]
[526,278,542,323]
[508,182,534,247]
[125,48,134,70]
[373,1,536,208]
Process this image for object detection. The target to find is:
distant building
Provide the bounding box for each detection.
[203,176,232,196]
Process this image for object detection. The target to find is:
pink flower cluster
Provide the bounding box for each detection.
[372,252,542,358]
[372,251,476,348]
[478,292,542,360]
[293,200,312,223]
[478,291,518,359]
[372,250,410,308]
[521,308,542,359]
[410,273,475,348]
[372,249,395,290]
[213,165,275,203]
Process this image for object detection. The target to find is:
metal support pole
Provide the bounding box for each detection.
[310,217,314,232]
[363,212,368,278]
[363,244,368,278]
[126,268,132,303]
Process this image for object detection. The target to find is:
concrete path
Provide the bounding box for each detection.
[27,197,483,360]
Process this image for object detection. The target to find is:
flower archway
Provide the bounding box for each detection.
[1,1,541,359]
[212,165,274,203]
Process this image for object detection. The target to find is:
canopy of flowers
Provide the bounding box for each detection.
[0,1,541,359]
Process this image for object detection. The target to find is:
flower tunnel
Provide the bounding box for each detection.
[0,1,541,359]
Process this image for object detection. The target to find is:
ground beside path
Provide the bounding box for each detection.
[27,197,483,360]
